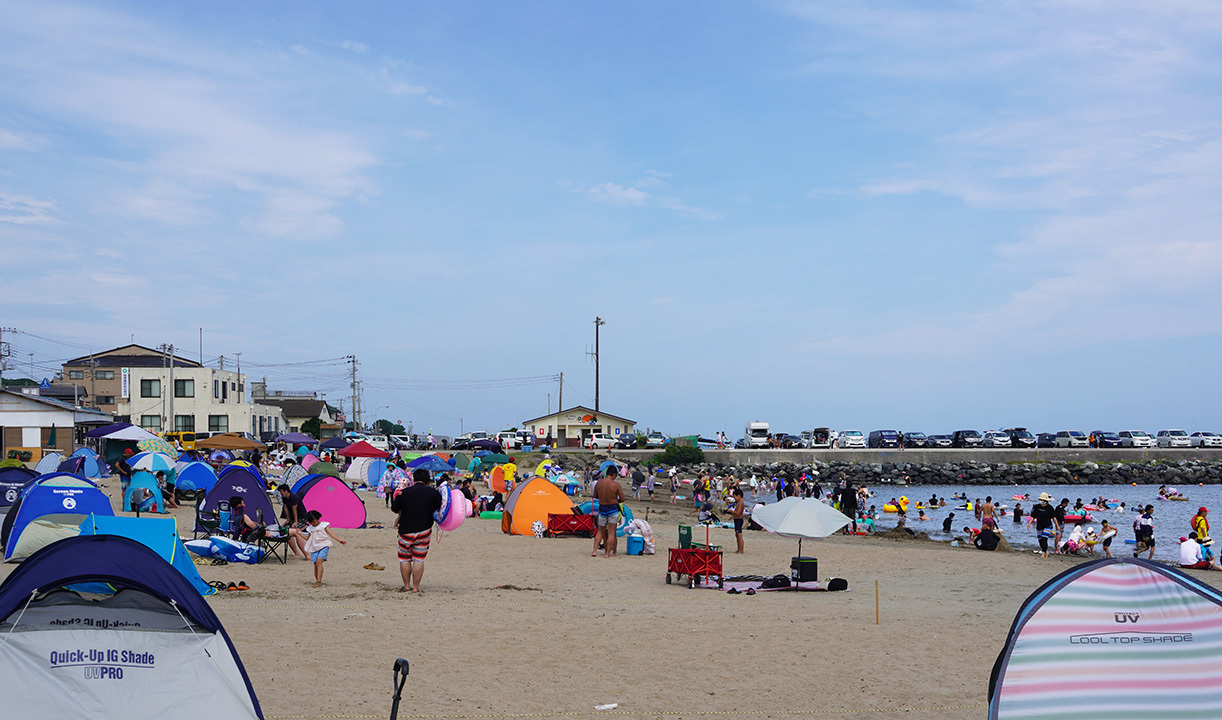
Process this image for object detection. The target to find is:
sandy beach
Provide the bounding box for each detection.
[0,481,1145,720]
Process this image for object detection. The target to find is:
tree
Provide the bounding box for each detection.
[300,417,322,438]
[374,419,405,436]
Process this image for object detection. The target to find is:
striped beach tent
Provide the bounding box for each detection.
[989,557,1222,719]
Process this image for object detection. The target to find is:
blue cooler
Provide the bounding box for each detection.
[626,535,644,556]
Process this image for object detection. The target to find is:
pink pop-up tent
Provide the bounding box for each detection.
[298,475,367,529]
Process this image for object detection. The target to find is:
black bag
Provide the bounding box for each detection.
[761,575,791,589]
[826,577,848,592]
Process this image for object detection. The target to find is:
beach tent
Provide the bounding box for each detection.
[279,462,307,490]
[407,456,453,475]
[70,447,109,478]
[196,433,266,451]
[175,462,219,494]
[300,452,319,468]
[452,452,469,471]
[988,557,1222,720]
[365,458,387,486]
[320,437,350,450]
[78,514,216,596]
[57,455,86,475]
[307,460,340,479]
[222,462,265,487]
[346,456,373,484]
[3,474,114,561]
[296,475,366,529]
[295,445,311,457]
[535,459,556,477]
[338,440,389,458]
[489,465,508,493]
[501,476,575,536]
[32,452,64,475]
[0,534,262,719]
[196,466,277,533]
[122,471,166,514]
[209,449,235,464]
[84,421,158,441]
[275,432,317,446]
[0,466,37,511]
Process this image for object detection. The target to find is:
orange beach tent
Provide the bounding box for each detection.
[501,476,575,535]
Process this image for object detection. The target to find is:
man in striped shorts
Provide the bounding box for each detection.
[391,468,442,593]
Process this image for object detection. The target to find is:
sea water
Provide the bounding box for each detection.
[760,484,1220,561]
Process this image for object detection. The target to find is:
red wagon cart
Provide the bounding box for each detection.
[546,513,596,538]
[666,547,724,589]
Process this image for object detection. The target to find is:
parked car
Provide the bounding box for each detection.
[1156,429,1191,448]
[867,430,900,448]
[1036,433,1057,448]
[777,433,803,448]
[926,434,952,448]
[1190,431,1222,448]
[1004,428,1036,448]
[496,431,521,450]
[587,433,615,449]
[801,427,833,449]
[902,431,927,448]
[615,433,638,449]
[1118,430,1154,448]
[837,430,866,449]
[982,431,1012,448]
[1055,431,1089,448]
[734,437,747,449]
[645,432,667,448]
[1090,431,1122,448]
[951,430,982,448]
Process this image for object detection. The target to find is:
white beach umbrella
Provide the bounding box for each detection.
[751,497,852,556]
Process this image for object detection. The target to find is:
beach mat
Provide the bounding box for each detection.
[692,577,848,592]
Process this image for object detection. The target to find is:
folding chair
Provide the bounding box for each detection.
[254,507,289,565]
[193,496,224,539]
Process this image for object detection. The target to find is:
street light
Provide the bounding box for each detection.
[374,405,389,432]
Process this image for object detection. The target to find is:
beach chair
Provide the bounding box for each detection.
[679,523,721,552]
[253,507,288,565]
[193,496,223,540]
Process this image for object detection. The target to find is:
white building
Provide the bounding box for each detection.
[55,345,285,438]
[521,406,636,448]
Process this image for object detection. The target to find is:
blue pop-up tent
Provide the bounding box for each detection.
[70,447,110,478]
[175,461,218,493]
[0,534,263,718]
[3,474,114,561]
[78,514,216,596]
[0,466,36,512]
[122,471,165,514]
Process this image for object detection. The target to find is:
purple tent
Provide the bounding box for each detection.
[196,466,278,533]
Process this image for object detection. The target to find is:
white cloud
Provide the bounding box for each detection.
[0,192,56,224]
[340,40,369,54]
[584,180,722,220]
[0,128,42,151]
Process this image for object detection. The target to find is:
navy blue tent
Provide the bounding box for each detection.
[0,466,36,510]
[197,466,277,532]
[0,535,263,718]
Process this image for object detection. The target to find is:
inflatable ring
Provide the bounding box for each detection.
[433,481,452,524]
[577,500,635,536]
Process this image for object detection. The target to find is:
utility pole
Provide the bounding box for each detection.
[0,327,15,388]
[234,353,242,403]
[558,371,564,413]
[168,345,175,432]
[88,351,97,408]
[347,355,358,431]
[588,317,605,411]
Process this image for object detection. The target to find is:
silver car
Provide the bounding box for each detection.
[1118,430,1153,448]
[1190,432,1222,448]
[1156,429,1190,448]
[982,431,1012,448]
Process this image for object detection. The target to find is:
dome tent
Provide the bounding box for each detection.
[989,557,1222,719]
[296,475,367,529]
[195,466,277,534]
[3,473,113,561]
[500,476,575,536]
[0,534,263,719]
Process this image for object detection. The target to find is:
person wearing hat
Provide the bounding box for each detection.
[1178,532,1221,570]
[1192,507,1214,562]
[1029,492,1058,558]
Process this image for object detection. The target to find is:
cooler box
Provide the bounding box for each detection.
[626,535,644,556]
[791,556,818,583]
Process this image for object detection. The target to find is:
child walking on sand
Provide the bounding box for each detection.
[301,510,346,588]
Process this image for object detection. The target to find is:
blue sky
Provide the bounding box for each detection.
[2,1,1221,437]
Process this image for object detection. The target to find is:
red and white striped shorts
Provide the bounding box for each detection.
[397,529,432,562]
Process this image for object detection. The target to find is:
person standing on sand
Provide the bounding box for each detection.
[591,467,624,558]
[301,510,346,588]
[646,469,657,502]
[730,487,745,554]
[392,468,442,593]
[839,482,858,535]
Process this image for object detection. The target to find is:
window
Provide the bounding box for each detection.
[208,415,229,433]
[68,370,84,380]
[214,380,220,399]
[274,417,281,432]
[96,395,116,405]
[238,383,244,393]
[230,382,236,390]
[140,415,162,432]
[95,370,115,380]
[174,415,195,432]
[140,379,160,397]
[174,379,194,398]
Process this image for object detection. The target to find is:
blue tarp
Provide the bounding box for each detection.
[77,514,216,596]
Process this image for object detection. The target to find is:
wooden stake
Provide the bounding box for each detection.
[875,580,880,625]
